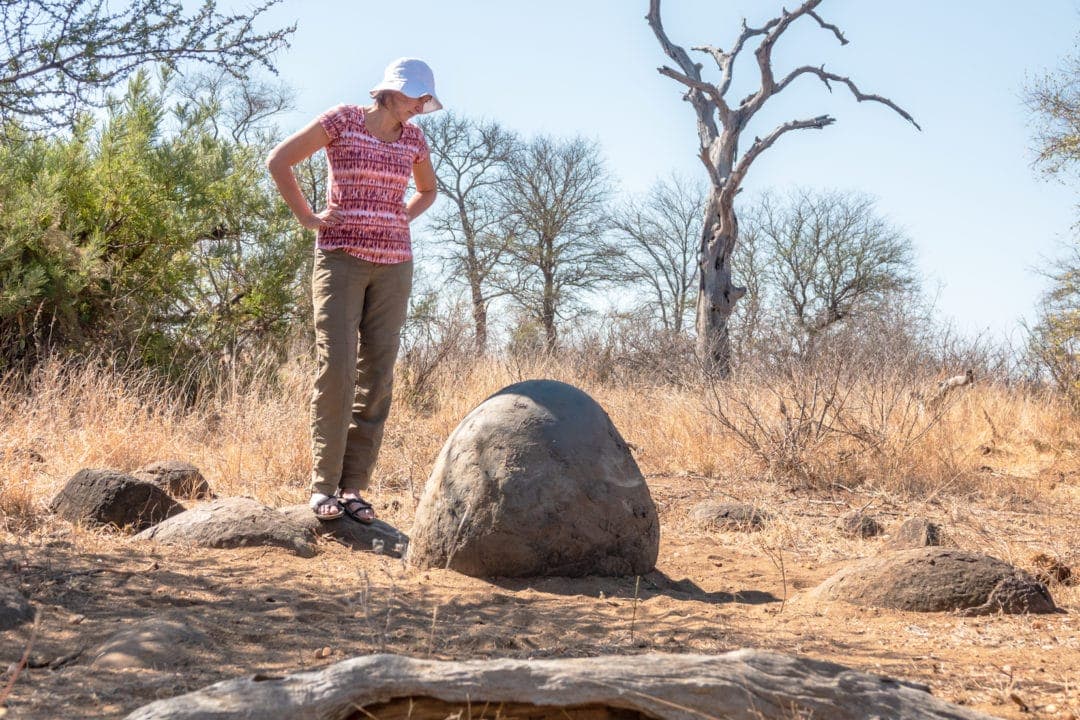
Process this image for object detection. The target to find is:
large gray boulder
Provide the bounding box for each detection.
[408,379,659,577]
[135,497,316,558]
[49,469,183,531]
[812,547,1058,615]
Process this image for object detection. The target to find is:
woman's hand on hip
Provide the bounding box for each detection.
[300,203,346,230]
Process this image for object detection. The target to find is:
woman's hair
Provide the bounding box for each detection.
[373,90,392,107]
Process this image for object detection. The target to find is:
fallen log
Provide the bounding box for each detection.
[126,650,991,720]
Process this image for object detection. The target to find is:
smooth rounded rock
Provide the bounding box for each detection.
[408,379,659,577]
[811,547,1058,615]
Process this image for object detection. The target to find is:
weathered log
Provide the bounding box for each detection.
[126,650,992,720]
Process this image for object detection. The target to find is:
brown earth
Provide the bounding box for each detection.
[1,473,1079,719]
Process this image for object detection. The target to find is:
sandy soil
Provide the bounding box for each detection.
[1,475,1078,719]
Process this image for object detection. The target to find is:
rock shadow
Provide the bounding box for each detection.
[488,569,780,606]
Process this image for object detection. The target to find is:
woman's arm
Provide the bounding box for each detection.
[266,119,345,230]
[406,155,438,222]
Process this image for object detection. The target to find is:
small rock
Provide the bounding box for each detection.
[133,461,213,500]
[91,616,211,670]
[838,511,883,538]
[0,586,34,630]
[135,497,316,558]
[887,517,942,550]
[690,502,768,531]
[1029,553,1074,586]
[49,469,183,531]
[315,647,332,659]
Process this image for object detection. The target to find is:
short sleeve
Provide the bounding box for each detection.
[317,104,352,142]
[412,128,430,164]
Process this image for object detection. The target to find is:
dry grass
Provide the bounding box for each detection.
[1,351,1080,719]
[1,352,1078,518]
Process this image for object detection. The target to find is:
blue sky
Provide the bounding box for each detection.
[251,0,1079,341]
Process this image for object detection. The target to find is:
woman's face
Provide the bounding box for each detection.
[386,91,431,122]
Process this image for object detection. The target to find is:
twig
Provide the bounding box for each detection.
[630,575,641,643]
[427,605,439,657]
[0,609,40,708]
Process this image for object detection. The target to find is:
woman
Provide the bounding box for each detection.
[267,58,441,520]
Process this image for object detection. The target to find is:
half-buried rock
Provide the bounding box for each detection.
[408,379,658,577]
[135,497,316,558]
[811,547,1058,615]
[49,468,183,531]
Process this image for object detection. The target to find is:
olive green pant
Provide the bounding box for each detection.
[310,248,412,497]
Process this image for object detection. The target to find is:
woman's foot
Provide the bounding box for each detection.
[339,491,376,524]
[310,493,343,520]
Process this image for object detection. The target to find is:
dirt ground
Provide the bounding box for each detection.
[1,474,1078,719]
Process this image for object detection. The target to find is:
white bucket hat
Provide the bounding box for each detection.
[369,57,443,114]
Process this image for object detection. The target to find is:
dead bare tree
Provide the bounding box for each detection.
[420,112,518,352]
[647,0,920,375]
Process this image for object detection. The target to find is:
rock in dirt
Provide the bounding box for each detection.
[1029,552,1074,586]
[690,501,768,531]
[134,497,316,558]
[49,469,183,531]
[124,649,995,720]
[408,379,659,578]
[91,616,212,670]
[886,517,942,550]
[133,461,212,500]
[0,586,34,630]
[279,504,408,556]
[837,511,883,538]
[811,547,1058,615]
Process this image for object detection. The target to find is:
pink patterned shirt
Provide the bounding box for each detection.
[316,104,430,264]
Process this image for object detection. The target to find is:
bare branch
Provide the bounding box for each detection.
[807,10,848,45]
[775,65,922,131]
[730,115,836,199]
[646,0,721,137]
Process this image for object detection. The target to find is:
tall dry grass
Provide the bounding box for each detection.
[0,345,1077,527]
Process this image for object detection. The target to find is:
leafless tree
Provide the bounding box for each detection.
[498,136,616,353]
[647,0,919,375]
[0,0,293,129]
[420,112,518,351]
[742,189,917,351]
[610,174,704,333]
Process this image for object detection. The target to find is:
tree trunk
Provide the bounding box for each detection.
[126,650,994,720]
[695,193,745,376]
[468,269,487,353]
